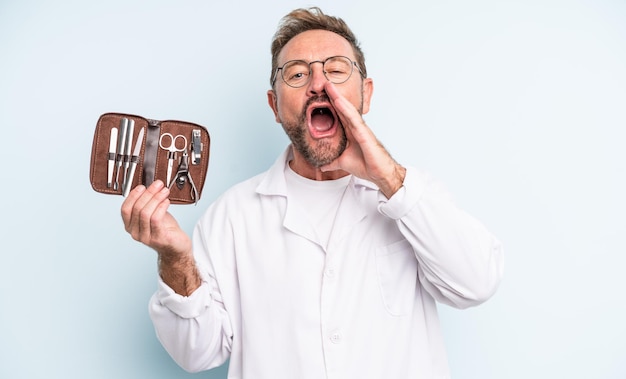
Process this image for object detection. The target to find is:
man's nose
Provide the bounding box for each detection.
[307,62,327,95]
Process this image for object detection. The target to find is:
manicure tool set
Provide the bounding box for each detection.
[90,112,210,205]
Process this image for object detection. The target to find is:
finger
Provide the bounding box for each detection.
[151,197,171,227]
[126,180,166,240]
[149,193,172,232]
[325,82,362,127]
[148,197,174,249]
[325,82,375,147]
[133,180,166,214]
[136,184,170,243]
[121,184,146,228]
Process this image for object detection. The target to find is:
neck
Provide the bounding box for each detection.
[289,157,349,181]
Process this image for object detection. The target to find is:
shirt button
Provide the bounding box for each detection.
[330,332,342,344]
[325,268,336,277]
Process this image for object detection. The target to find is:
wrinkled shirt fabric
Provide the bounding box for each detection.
[149,146,504,379]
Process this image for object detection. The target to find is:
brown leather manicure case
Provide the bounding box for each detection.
[90,112,210,204]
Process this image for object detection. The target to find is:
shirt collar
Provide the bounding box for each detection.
[255,145,379,196]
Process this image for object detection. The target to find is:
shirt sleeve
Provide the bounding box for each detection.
[148,223,234,373]
[378,166,504,309]
[153,276,212,319]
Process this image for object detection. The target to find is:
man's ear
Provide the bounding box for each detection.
[267,89,281,123]
[361,78,374,115]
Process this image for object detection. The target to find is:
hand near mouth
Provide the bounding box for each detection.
[321,81,406,198]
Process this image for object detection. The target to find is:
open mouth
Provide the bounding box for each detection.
[308,105,337,138]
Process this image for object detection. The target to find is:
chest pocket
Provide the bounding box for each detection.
[375,239,419,316]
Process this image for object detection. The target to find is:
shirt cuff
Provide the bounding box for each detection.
[155,276,212,319]
[377,166,427,220]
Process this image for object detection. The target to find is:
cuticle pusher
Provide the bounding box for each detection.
[121,119,134,193]
[107,127,118,188]
[123,127,144,197]
[114,118,129,191]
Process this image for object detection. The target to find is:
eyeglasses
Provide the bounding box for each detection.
[272,55,364,88]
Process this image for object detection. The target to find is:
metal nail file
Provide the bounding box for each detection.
[121,119,134,192]
[107,127,118,188]
[123,127,144,197]
[114,118,129,190]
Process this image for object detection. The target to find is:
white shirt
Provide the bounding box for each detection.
[149,146,504,379]
[284,162,350,249]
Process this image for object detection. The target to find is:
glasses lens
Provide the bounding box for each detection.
[324,57,353,84]
[282,61,311,87]
[279,57,355,88]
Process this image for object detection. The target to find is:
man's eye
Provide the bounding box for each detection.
[287,70,308,82]
[327,69,347,75]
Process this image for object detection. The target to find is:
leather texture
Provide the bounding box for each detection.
[90,112,210,204]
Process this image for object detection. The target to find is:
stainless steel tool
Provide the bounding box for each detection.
[169,149,199,204]
[113,118,129,190]
[159,133,187,187]
[191,129,202,165]
[123,127,145,197]
[121,119,134,192]
[107,127,118,188]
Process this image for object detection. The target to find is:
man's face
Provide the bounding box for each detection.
[267,30,373,170]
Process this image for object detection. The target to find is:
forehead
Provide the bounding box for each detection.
[278,29,355,63]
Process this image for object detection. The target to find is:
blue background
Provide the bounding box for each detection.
[1,0,625,378]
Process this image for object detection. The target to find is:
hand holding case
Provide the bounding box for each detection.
[90,112,210,204]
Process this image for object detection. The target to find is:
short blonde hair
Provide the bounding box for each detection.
[270,7,367,87]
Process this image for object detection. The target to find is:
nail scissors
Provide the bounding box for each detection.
[159,133,188,186]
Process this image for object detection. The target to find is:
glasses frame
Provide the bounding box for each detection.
[272,55,365,88]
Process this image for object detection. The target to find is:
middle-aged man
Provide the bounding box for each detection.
[121,7,504,379]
